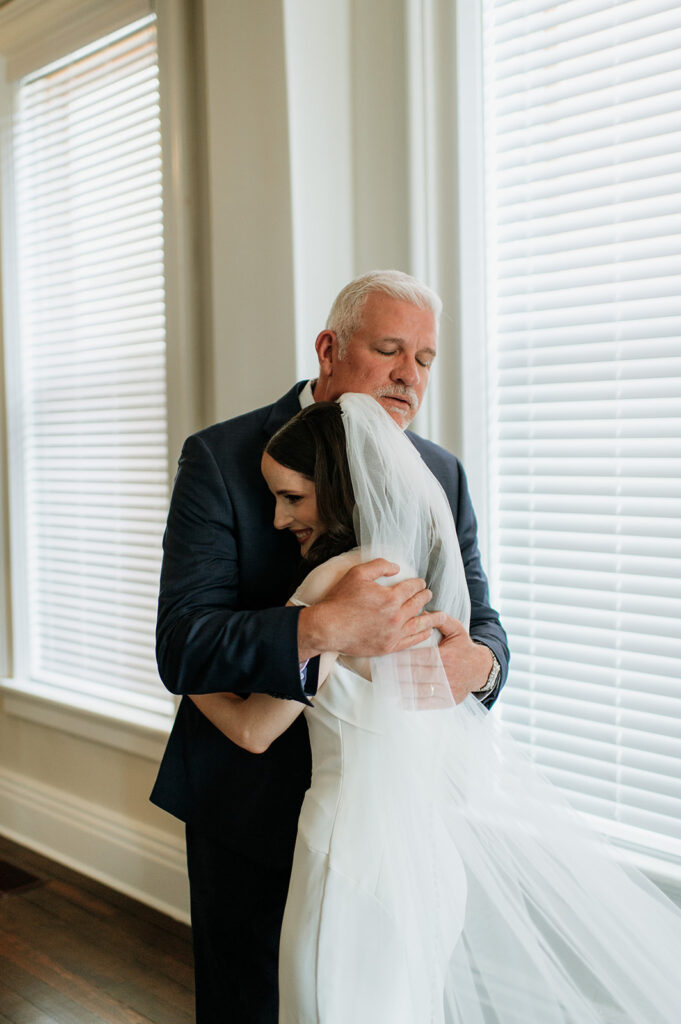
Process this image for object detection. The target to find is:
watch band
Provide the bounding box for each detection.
[474,645,501,696]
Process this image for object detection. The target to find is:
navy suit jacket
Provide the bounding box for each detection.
[151,383,508,867]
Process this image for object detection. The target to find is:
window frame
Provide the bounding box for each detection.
[454,0,681,901]
[0,0,203,759]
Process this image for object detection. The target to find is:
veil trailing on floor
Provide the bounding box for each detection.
[334,392,681,1024]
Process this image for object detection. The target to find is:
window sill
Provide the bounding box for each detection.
[0,677,173,762]
[581,812,681,908]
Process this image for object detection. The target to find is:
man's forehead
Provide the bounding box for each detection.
[356,295,437,334]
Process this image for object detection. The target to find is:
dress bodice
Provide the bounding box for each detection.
[283,651,468,1024]
[297,661,389,873]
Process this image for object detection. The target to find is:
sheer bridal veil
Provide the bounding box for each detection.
[336,392,681,1024]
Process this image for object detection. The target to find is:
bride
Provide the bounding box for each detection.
[192,393,681,1023]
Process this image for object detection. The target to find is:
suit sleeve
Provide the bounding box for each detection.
[156,433,316,702]
[454,460,510,708]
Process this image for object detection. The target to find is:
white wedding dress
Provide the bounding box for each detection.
[277,395,681,1024]
[280,553,467,1024]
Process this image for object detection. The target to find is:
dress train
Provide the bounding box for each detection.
[278,395,681,1022]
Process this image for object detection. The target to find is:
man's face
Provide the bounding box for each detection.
[315,292,437,426]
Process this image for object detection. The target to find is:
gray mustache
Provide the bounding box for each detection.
[373,386,417,410]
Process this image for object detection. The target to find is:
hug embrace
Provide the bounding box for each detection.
[151,271,681,1023]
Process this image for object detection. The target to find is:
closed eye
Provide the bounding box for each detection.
[376,347,434,368]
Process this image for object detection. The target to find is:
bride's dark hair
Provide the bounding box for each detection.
[265,402,356,567]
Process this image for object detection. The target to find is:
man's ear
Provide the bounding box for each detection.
[315,329,337,378]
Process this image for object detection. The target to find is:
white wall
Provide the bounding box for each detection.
[350,0,410,275]
[283,0,354,381]
[202,0,298,421]
[203,0,415,411]
[0,711,189,919]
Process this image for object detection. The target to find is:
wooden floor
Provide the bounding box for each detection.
[0,834,194,1024]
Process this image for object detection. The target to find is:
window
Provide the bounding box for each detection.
[475,0,681,879]
[1,8,176,733]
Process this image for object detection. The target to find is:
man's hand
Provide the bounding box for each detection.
[437,616,494,704]
[298,559,445,660]
[391,622,493,709]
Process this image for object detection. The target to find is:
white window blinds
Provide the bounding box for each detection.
[8,17,172,729]
[481,0,681,873]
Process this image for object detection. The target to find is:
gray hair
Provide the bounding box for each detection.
[326,270,442,356]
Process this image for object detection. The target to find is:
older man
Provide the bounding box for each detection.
[151,270,508,1023]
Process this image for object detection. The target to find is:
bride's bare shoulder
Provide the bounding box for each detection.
[291,549,363,605]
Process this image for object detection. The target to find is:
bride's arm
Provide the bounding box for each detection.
[189,689,300,756]
[189,644,338,754]
[189,553,361,753]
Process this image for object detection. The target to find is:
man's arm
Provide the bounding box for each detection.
[437,457,509,708]
[297,560,444,660]
[156,433,309,701]
[156,433,442,702]
[185,547,439,751]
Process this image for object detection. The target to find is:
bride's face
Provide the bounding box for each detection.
[261,453,324,556]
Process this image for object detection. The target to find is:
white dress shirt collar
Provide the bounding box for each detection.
[299,379,317,409]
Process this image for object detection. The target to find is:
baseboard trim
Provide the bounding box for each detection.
[0,767,190,923]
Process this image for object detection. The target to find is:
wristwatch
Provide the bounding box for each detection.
[473,645,501,697]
